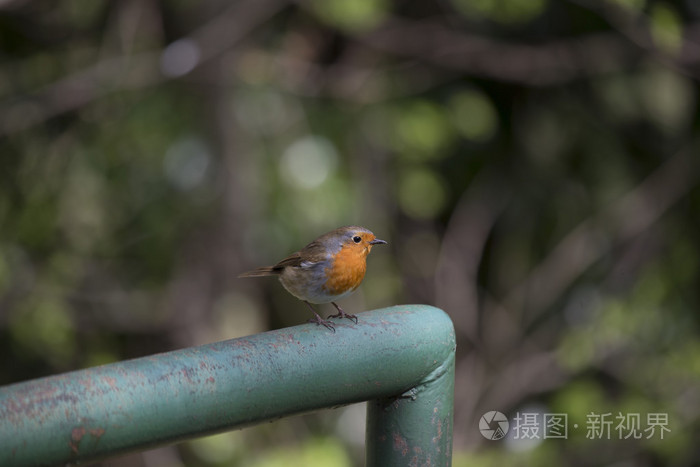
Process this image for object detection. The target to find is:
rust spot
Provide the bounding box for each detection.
[432,417,445,444]
[69,426,86,454]
[78,378,94,391]
[409,447,424,467]
[392,432,408,456]
[206,377,215,384]
[230,339,256,351]
[180,367,195,383]
[103,377,117,389]
[68,425,106,455]
[71,427,86,442]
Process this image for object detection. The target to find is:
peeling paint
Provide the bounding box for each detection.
[103,377,117,390]
[68,426,105,455]
[392,432,409,456]
[69,426,85,454]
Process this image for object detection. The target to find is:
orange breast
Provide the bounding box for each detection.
[322,243,367,296]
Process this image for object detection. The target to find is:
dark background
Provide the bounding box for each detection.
[1,0,699,465]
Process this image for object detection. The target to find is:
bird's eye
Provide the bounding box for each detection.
[352,235,362,243]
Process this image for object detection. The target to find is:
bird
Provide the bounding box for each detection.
[238,226,387,331]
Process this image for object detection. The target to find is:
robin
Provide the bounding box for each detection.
[238,226,387,331]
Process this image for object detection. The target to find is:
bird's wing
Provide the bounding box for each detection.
[273,241,328,269]
[239,241,330,277]
[272,252,305,269]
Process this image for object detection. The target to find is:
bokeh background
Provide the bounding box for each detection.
[1,0,699,466]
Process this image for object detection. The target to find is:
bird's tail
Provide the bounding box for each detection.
[238,266,280,278]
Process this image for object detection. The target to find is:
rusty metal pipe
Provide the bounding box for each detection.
[0,305,455,466]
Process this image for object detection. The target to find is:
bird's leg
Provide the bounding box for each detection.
[304,301,335,332]
[329,302,358,324]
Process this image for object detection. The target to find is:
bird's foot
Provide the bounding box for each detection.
[308,314,336,332]
[329,302,358,324]
[304,301,336,332]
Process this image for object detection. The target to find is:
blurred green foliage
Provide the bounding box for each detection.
[1,0,699,466]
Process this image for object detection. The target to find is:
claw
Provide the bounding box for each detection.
[304,301,336,332]
[307,315,336,332]
[329,302,358,324]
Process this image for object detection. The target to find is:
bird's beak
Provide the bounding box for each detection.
[369,238,387,245]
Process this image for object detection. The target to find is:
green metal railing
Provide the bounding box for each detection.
[0,305,455,466]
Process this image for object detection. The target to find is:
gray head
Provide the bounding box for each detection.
[314,226,387,255]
